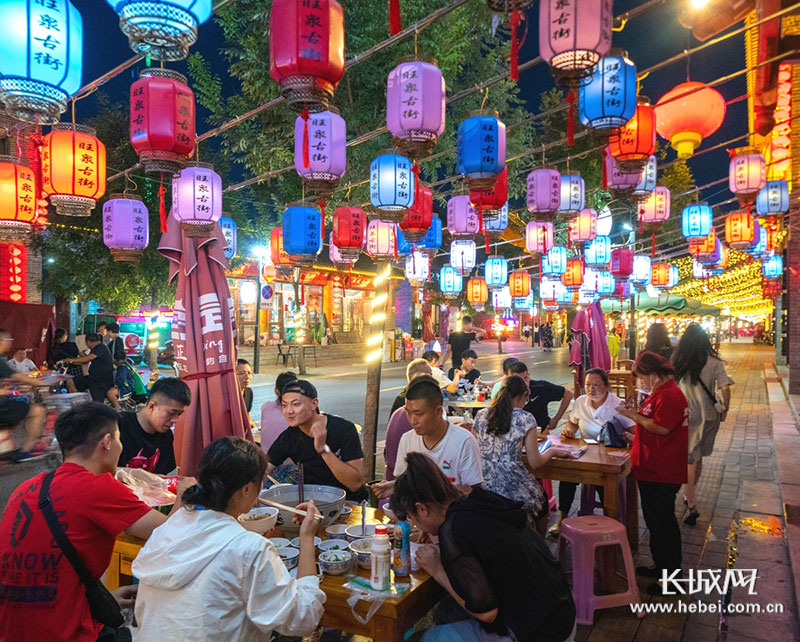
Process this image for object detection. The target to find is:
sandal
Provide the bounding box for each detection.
[683,506,700,526]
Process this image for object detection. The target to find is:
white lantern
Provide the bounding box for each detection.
[559,173,585,215]
[631,254,652,284]
[450,239,477,273]
[447,195,480,237]
[366,219,397,257]
[525,220,554,254]
[405,251,430,284]
[492,286,512,309]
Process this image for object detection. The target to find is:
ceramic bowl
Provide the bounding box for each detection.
[345,523,379,542]
[325,524,350,539]
[348,538,374,569]
[290,536,322,551]
[318,550,354,575]
[258,484,346,535]
[336,505,352,522]
[237,507,279,534]
[268,537,292,549]
[276,546,300,570]
[318,539,349,553]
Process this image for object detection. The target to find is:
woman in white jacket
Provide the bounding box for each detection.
[132,436,325,641]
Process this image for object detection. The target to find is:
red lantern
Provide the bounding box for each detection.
[609,99,656,172]
[651,262,670,287]
[269,0,345,111]
[725,211,756,250]
[0,243,26,302]
[561,259,584,288]
[467,278,488,304]
[470,167,508,216]
[399,183,433,242]
[332,207,366,249]
[508,270,530,298]
[655,81,726,159]
[688,227,716,255]
[610,247,634,281]
[130,69,195,174]
[270,227,291,266]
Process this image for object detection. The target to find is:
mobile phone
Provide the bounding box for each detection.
[538,439,552,454]
[366,479,384,486]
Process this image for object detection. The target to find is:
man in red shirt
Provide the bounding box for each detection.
[0,402,191,641]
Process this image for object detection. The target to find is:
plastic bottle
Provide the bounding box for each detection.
[392,520,411,577]
[370,524,392,590]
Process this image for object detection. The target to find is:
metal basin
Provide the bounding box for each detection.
[259,484,346,535]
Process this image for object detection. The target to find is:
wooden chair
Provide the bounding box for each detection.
[617,359,634,371]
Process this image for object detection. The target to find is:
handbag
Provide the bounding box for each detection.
[698,377,726,415]
[600,416,629,449]
[38,470,125,629]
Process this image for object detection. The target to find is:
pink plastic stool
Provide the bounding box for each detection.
[540,478,557,512]
[578,481,627,525]
[557,515,643,625]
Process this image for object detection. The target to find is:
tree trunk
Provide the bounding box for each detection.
[497,334,503,354]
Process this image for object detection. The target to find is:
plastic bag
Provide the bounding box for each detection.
[115,468,176,507]
[343,576,410,624]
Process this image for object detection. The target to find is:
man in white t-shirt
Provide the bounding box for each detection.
[422,350,460,395]
[375,376,482,498]
[8,348,38,374]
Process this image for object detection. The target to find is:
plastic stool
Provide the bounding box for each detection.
[540,478,557,512]
[557,515,643,625]
[578,481,627,525]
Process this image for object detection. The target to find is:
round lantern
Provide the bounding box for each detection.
[697,238,722,265]
[639,186,670,231]
[763,255,783,279]
[540,278,562,301]
[387,58,446,158]
[596,270,615,295]
[483,202,509,243]
[613,280,632,299]
[294,108,346,194]
[484,255,509,289]
[508,270,530,298]
[725,211,756,250]
[0,0,83,123]
[757,180,789,215]
[399,183,432,242]
[270,227,291,266]
[365,219,397,257]
[370,153,415,220]
[102,194,149,262]
[0,156,37,241]
[467,278,488,304]
[492,286,512,310]
[447,196,480,238]
[655,81,726,158]
[421,216,443,254]
[747,223,773,258]
[41,124,107,217]
[632,155,657,203]
[526,168,561,219]
[172,163,222,236]
[568,208,597,244]
[283,204,322,264]
[579,50,637,132]
[439,264,463,296]
[405,251,430,285]
[542,245,568,275]
[604,148,640,198]
[106,0,211,60]
[329,231,357,270]
[332,206,366,261]
[667,265,680,288]
[525,220,554,255]
[450,239,477,273]
[585,235,611,267]
[538,0,612,85]
[470,167,508,220]
[689,227,716,255]
[220,216,237,261]
[651,262,670,288]
[269,0,345,111]
[681,202,713,239]
[610,247,634,281]
[609,99,656,172]
[457,111,506,190]
[559,173,585,216]
[130,68,195,174]
[631,255,651,284]
[561,259,584,289]
[729,148,766,203]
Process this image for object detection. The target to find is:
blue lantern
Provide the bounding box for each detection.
[631,255,651,284]
[542,245,568,275]
[395,227,411,256]
[439,264,463,295]
[747,223,771,257]
[559,173,585,214]
[555,282,573,304]
[667,265,680,288]
[421,216,443,251]
[513,292,534,309]
[106,0,212,60]
[633,155,657,202]
[484,256,508,288]
[457,112,506,190]
[681,203,713,239]
[484,202,509,236]
[579,51,637,132]
[370,153,415,215]
[282,205,321,262]
[596,270,615,295]
[746,221,762,252]
[757,180,789,216]
[763,255,782,279]
[0,0,83,123]
[585,235,612,267]
[220,216,237,260]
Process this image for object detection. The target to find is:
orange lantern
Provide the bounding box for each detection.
[41,124,107,216]
[688,227,716,255]
[0,156,37,241]
[609,98,656,172]
[725,211,756,250]
[270,227,291,266]
[508,270,530,298]
[467,278,488,304]
[561,259,584,288]
[655,81,726,158]
[651,262,670,287]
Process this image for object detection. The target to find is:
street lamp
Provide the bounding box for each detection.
[252,246,269,374]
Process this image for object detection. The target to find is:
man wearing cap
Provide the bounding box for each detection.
[267,380,368,502]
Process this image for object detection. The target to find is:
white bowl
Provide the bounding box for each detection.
[276,546,300,570]
[318,550,353,575]
[318,539,349,553]
[348,538,374,569]
[337,505,352,522]
[268,537,292,549]
[345,523,380,542]
[238,507,279,534]
[325,524,350,539]
[291,536,321,551]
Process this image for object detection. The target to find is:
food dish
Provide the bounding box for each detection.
[325,523,350,539]
[258,484,346,535]
[318,550,354,575]
[268,537,292,549]
[337,505,353,522]
[276,546,300,570]
[237,507,279,534]
[345,523,379,542]
[318,539,349,553]
[290,536,322,550]
[348,538,374,569]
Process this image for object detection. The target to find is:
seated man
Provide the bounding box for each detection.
[0,402,191,642]
[237,358,254,413]
[8,347,38,374]
[259,370,298,454]
[0,329,46,454]
[422,350,460,395]
[447,349,481,396]
[508,360,573,434]
[268,380,367,501]
[64,333,116,406]
[389,358,433,418]
[117,377,191,475]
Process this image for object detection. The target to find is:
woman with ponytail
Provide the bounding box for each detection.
[472,375,569,538]
[132,437,325,641]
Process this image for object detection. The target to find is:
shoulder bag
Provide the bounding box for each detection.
[698,377,726,415]
[599,417,630,449]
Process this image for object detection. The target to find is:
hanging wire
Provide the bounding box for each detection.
[123,169,138,194]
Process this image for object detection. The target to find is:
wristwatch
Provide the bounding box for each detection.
[319,444,331,455]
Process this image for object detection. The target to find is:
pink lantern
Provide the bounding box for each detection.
[366,219,397,257]
[526,168,561,219]
[525,220,554,255]
[729,147,766,203]
[604,148,640,198]
[447,195,480,237]
[102,194,149,262]
[329,232,358,269]
[172,164,222,237]
[568,208,597,244]
[387,59,446,159]
[610,247,634,281]
[639,186,671,229]
[294,109,346,194]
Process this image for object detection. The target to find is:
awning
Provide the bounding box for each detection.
[600,293,720,317]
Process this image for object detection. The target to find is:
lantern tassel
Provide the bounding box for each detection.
[509,9,521,82]
[389,0,402,35]
[393,227,399,262]
[601,148,608,189]
[301,107,310,170]
[158,174,168,234]
[566,91,576,146]
[651,232,656,257]
[318,197,326,241]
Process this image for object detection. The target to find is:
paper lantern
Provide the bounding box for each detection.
[421,216,443,253]
[329,232,357,269]
[269,0,345,110]
[747,223,773,258]
[610,247,634,280]
[394,227,412,256]
[467,278,488,304]
[172,163,222,236]
[559,173,585,215]
[0,156,37,241]
[513,292,534,309]
[539,0,612,84]
[638,186,670,230]
[387,59,446,158]
[294,109,346,194]
[450,239,476,273]
[632,155,657,203]
[283,205,322,265]
[585,235,611,267]
[729,148,766,203]
[681,202,713,239]
[439,264,463,296]
[613,280,631,298]
[332,206,366,260]
[399,183,432,242]
[655,81,726,158]
[762,255,782,279]
[483,203,509,241]
[405,251,430,285]
[651,262,670,288]
[542,245,568,275]
[370,153,415,220]
[470,167,508,222]
[757,180,789,215]
[689,227,716,255]
[609,99,656,172]
[457,112,506,190]
[220,216,237,261]
[484,255,508,288]
[447,196,480,237]
[596,270,615,295]
[556,282,574,304]
[102,194,149,263]
[631,255,651,284]
[525,220,554,255]
[697,238,722,265]
[540,278,562,301]
[0,243,26,302]
[106,0,211,60]
[604,148,640,198]
[579,51,637,132]
[526,168,561,219]
[492,286,512,310]
[568,208,597,244]
[270,227,291,266]
[667,265,680,288]
[0,0,83,123]
[725,211,756,250]
[41,124,106,217]
[508,270,530,298]
[365,219,397,257]
[561,259,584,289]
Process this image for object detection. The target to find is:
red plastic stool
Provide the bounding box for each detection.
[540,478,557,512]
[557,515,643,625]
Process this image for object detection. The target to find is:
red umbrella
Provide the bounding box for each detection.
[158,214,252,476]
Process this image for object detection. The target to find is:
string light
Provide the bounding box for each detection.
[365,263,392,363]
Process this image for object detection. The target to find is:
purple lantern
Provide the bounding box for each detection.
[102,194,149,262]
[387,59,446,159]
[294,109,346,194]
[604,147,639,198]
[447,195,480,237]
[526,168,561,219]
[172,163,222,237]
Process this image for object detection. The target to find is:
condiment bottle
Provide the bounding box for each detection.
[370,524,392,590]
[392,520,411,577]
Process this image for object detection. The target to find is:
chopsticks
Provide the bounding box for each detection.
[298,463,304,504]
[266,474,281,486]
[258,497,323,521]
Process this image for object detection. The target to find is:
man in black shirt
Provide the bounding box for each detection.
[441,316,486,370]
[106,322,127,363]
[447,349,481,396]
[65,333,116,404]
[508,361,573,434]
[268,380,367,501]
[117,377,191,475]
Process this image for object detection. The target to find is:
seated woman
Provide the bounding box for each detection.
[472,375,570,538]
[132,436,325,641]
[549,368,635,536]
[391,452,576,642]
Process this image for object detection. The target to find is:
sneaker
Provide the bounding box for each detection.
[547,522,562,538]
